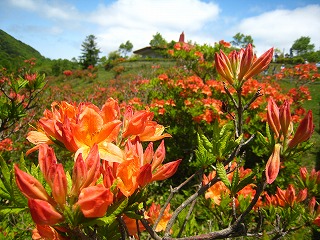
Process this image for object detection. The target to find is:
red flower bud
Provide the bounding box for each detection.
[288,110,314,148]
[14,165,52,203]
[279,100,291,137]
[151,159,182,181]
[28,199,64,225]
[267,98,281,138]
[137,164,152,187]
[265,144,281,184]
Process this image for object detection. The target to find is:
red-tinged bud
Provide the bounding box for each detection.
[38,144,57,185]
[265,144,281,184]
[14,164,52,203]
[32,224,66,240]
[279,100,291,137]
[316,171,320,184]
[286,184,296,207]
[151,159,182,181]
[288,110,314,148]
[309,196,316,213]
[101,163,115,189]
[275,187,286,207]
[81,144,100,189]
[296,188,307,203]
[214,51,234,85]
[314,216,320,227]
[137,164,152,187]
[143,142,154,165]
[71,153,87,196]
[299,167,308,182]
[267,98,281,138]
[77,185,113,218]
[152,140,166,171]
[52,164,67,207]
[28,199,64,225]
[238,44,253,81]
[243,47,274,80]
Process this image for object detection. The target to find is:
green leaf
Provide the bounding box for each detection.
[230,167,239,195]
[66,171,72,193]
[216,162,230,189]
[256,131,269,148]
[0,206,27,216]
[0,155,11,193]
[197,128,213,151]
[235,172,255,193]
[123,211,143,220]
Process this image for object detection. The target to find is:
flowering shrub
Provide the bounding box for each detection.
[0,43,319,239]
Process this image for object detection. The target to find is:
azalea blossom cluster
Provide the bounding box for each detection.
[14,98,181,239]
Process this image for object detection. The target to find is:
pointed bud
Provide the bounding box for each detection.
[71,153,87,196]
[243,47,273,80]
[14,164,52,202]
[28,199,64,225]
[152,140,166,171]
[286,184,296,207]
[299,167,308,182]
[279,100,291,137]
[151,159,182,181]
[238,44,253,81]
[296,188,307,203]
[214,51,234,85]
[265,144,281,184]
[288,110,314,148]
[38,144,57,185]
[81,144,100,189]
[309,196,316,213]
[52,164,67,207]
[137,164,152,187]
[267,98,281,138]
[143,142,154,165]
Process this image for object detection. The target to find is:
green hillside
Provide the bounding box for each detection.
[0,29,44,70]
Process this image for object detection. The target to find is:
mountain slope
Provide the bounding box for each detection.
[0,29,44,70]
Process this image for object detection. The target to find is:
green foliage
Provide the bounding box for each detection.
[231,32,255,48]
[79,34,101,69]
[0,63,46,140]
[291,36,315,56]
[0,29,44,71]
[149,32,168,48]
[119,40,133,57]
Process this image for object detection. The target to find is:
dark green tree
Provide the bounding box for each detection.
[119,40,133,57]
[149,32,167,48]
[79,35,101,69]
[291,36,315,56]
[231,32,255,48]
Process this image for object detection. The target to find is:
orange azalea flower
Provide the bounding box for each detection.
[146,203,172,232]
[219,40,231,48]
[203,171,230,206]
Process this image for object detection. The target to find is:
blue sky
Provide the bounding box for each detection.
[1,0,319,60]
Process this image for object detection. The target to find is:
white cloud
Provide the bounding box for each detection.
[89,0,220,55]
[232,4,320,55]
